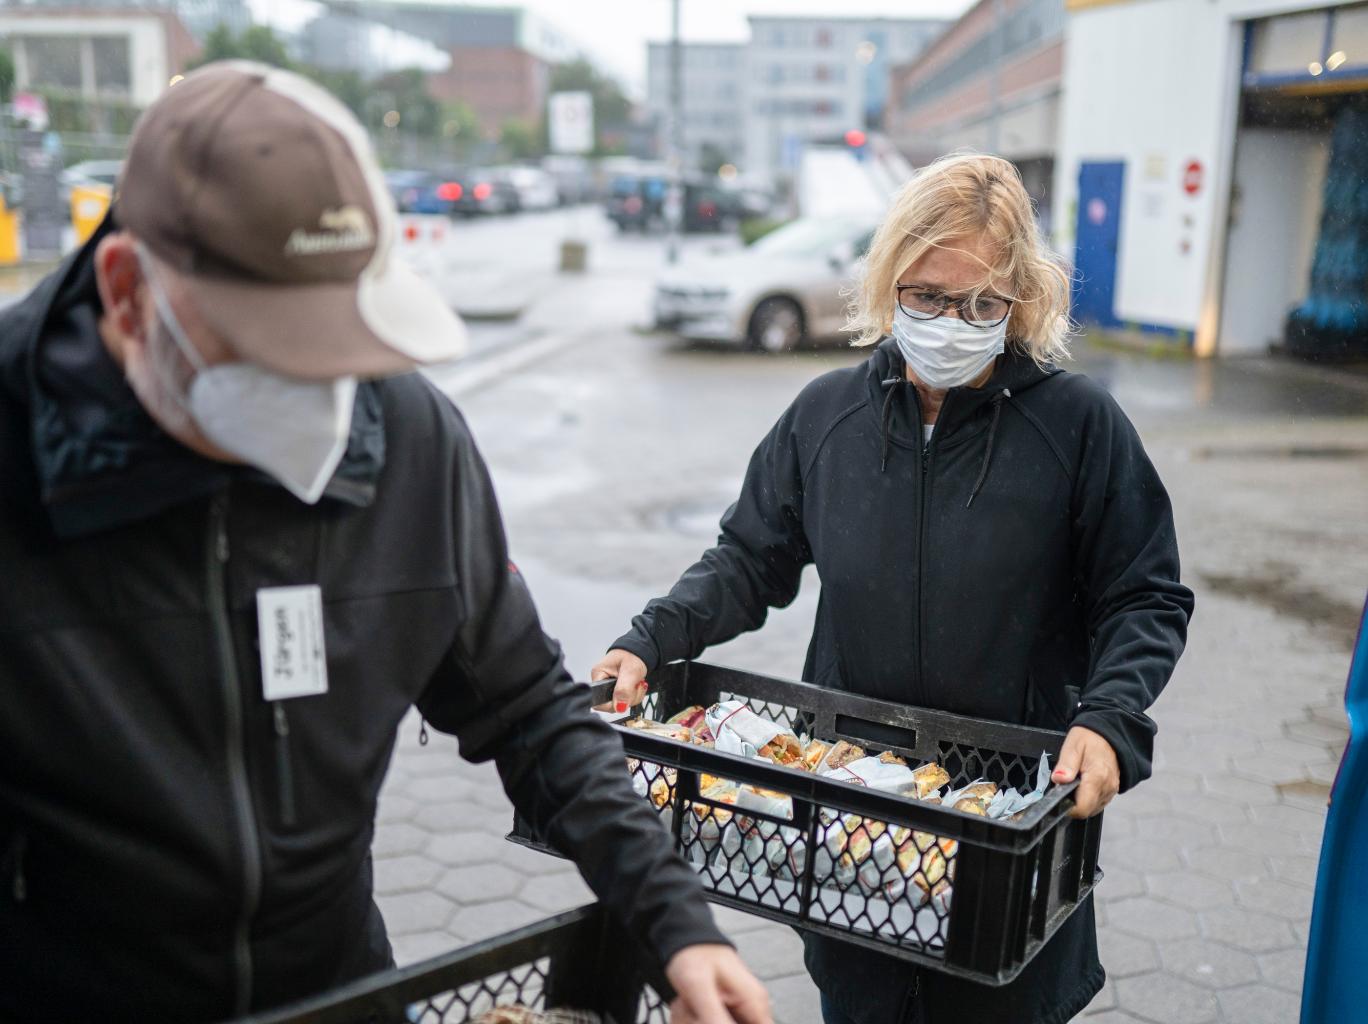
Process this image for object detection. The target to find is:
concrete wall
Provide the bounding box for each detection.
[1,13,178,106]
[1054,0,1345,351]
[1218,127,1329,354]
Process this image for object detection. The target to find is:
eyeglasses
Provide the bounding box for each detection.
[895,285,1013,328]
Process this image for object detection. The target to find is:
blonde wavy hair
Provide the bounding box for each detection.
[848,152,1072,364]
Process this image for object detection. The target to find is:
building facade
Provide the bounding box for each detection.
[887,0,1064,231]
[0,0,248,40]
[645,42,745,171]
[0,7,199,108]
[743,15,947,186]
[318,2,580,130]
[1055,0,1364,358]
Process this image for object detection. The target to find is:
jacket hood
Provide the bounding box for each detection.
[864,338,1062,503]
[3,213,387,540]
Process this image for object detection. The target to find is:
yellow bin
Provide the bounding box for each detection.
[0,193,20,266]
[71,184,113,246]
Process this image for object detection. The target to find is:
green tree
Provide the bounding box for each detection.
[189,23,294,71]
[498,118,543,161]
[698,143,732,176]
[549,58,631,156]
[371,68,440,136]
[0,49,14,105]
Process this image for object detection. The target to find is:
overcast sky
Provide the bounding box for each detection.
[252,0,973,97]
[516,0,973,93]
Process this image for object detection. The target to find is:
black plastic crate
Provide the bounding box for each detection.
[511,661,1102,987]
[240,905,669,1024]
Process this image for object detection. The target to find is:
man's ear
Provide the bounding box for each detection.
[93,233,147,364]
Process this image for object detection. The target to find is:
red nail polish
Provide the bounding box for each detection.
[615,701,628,713]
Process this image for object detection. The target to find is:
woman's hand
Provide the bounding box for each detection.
[1052,725,1121,818]
[591,649,650,709]
[665,944,772,1024]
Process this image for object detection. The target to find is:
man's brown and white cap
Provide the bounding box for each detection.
[115,60,467,379]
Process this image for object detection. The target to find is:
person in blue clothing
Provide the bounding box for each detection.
[595,152,1195,1024]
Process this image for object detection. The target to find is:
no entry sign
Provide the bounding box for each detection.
[1182,160,1203,196]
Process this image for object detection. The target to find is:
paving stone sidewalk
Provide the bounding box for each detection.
[371,268,1366,1023]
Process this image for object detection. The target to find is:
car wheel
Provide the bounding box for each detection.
[748,298,804,353]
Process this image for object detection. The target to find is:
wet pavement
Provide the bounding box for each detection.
[364,209,1368,1024]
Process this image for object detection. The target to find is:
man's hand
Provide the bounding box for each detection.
[590,649,650,709]
[665,944,772,1024]
[1052,725,1120,819]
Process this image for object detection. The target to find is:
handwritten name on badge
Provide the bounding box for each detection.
[256,585,329,701]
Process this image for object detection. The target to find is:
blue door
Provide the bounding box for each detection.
[1302,594,1368,1022]
[1072,161,1125,326]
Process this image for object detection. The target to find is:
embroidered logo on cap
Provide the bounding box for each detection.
[285,205,375,256]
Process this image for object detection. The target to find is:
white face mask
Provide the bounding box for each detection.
[891,306,1007,391]
[136,249,358,505]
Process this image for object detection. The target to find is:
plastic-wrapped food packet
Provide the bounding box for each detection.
[705,700,803,766]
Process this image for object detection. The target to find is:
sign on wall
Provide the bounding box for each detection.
[548,91,594,155]
[1182,159,1203,197]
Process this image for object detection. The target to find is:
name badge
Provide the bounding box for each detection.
[256,585,329,701]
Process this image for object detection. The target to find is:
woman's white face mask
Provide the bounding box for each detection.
[131,247,358,504]
[891,306,1007,391]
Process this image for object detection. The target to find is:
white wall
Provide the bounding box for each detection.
[1054,0,1341,345]
[1,15,171,107]
[1218,128,1329,353]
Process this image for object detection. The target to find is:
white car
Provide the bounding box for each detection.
[653,217,877,352]
[501,166,559,212]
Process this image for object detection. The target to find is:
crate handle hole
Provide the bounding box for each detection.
[833,713,917,754]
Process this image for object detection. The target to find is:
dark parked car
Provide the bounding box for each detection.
[453,168,520,216]
[606,175,742,234]
[384,170,465,216]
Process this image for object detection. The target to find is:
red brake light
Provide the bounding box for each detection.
[844,129,867,148]
[473,183,492,201]
[436,181,463,201]
[403,223,419,242]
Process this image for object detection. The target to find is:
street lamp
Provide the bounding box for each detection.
[665,0,683,264]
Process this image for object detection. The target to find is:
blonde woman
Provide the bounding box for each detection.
[594,153,1193,1023]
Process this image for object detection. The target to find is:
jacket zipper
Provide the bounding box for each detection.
[207,493,262,1016]
[915,391,952,712]
[272,704,297,827]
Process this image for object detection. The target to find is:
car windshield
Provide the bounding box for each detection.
[750,218,872,257]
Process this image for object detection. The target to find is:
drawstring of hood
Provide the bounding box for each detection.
[879,376,904,473]
[966,388,1012,508]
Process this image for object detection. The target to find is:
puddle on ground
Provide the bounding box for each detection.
[1188,445,1368,460]
[1199,571,1362,650]
[1278,779,1333,803]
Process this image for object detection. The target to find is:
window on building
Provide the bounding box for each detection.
[816,27,832,48]
[815,63,829,81]
[92,36,131,96]
[1331,5,1368,67]
[814,99,833,116]
[22,35,83,92]
[1248,10,1330,75]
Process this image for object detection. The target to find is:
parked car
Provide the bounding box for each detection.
[499,166,559,211]
[384,169,464,216]
[605,173,667,231]
[453,167,519,216]
[60,159,122,193]
[653,216,877,352]
[542,154,594,205]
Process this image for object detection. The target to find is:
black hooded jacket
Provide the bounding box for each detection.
[0,224,725,1022]
[613,341,1194,1024]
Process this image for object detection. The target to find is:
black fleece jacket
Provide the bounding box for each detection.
[614,340,1194,1023]
[0,223,725,1022]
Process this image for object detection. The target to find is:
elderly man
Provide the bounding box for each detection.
[0,62,769,1023]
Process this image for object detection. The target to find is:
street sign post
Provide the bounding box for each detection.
[548,91,594,156]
